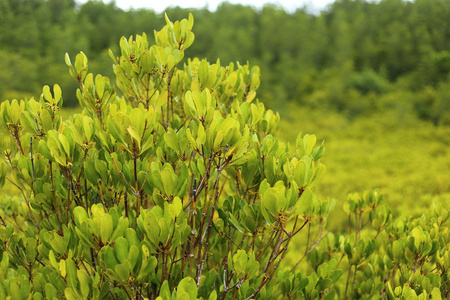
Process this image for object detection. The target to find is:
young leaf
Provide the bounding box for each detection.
[177,277,197,300]
[115,237,130,264]
[100,214,114,243]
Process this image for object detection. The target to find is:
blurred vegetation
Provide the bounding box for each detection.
[278,104,450,229]
[0,0,449,123]
[0,0,449,226]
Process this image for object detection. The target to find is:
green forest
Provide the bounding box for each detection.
[0,0,449,299]
[1,0,450,123]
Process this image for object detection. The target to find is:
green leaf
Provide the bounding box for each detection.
[128,245,140,270]
[110,217,129,242]
[49,145,67,166]
[115,237,129,264]
[64,288,78,300]
[177,277,197,300]
[25,238,37,263]
[164,130,179,152]
[161,167,175,195]
[10,283,20,300]
[71,123,84,146]
[65,52,72,66]
[177,292,190,300]
[208,290,217,300]
[261,187,285,222]
[45,283,58,299]
[293,159,307,187]
[32,293,44,300]
[58,132,71,158]
[48,250,59,270]
[5,223,14,238]
[431,288,442,300]
[59,259,67,278]
[404,247,415,263]
[138,247,157,279]
[330,270,343,283]
[83,116,94,141]
[75,226,95,248]
[43,85,53,101]
[77,269,91,298]
[20,112,37,135]
[127,126,141,148]
[213,131,224,151]
[392,241,403,259]
[305,134,317,155]
[310,163,326,188]
[100,213,113,243]
[312,144,325,161]
[233,250,248,279]
[344,243,352,258]
[53,84,62,104]
[95,159,108,183]
[84,160,100,184]
[8,101,20,123]
[228,212,246,233]
[40,109,53,132]
[158,218,170,243]
[104,246,118,269]
[412,226,424,250]
[199,60,209,85]
[140,134,154,155]
[115,261,131,282]
[38,139,53,162]
[159,280,172,300]
[95,75,105,99]
[66,259,78,290]
[119,37,129,56]
[106,117,125,145]
[317,278,332,292]
[164,13,172,28]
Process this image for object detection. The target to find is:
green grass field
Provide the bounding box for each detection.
[279,103,450,229]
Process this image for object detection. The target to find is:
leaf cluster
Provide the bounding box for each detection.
[0,13,449,300]
[0,14,328,299]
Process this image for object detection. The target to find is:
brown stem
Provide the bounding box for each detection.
[110,155,137,192]
[84,177,89,210]
[98,179,107,212]
[196,154,229,286]
[167,69,174,127]
[124,192,128,219]
[0,214,6,227]
[291,224,325,273]
[66,181,71,225]
[167,244,178,284]
[30,136,36,184]
[344,262,353,300]
[245,229,285,300]
[256,227,277,261]
[350,264,358,299]
[5,177,40,231]
[8,125,24,155]
[133,152,141,216]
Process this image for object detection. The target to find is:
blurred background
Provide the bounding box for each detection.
[0,0,449,227]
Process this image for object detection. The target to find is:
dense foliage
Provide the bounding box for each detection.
[0,0,449,123]
[0,13,449,300]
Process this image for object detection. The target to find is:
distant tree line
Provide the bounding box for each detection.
[1,0,449,123]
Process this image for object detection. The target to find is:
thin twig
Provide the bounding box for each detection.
[5,177,40,231]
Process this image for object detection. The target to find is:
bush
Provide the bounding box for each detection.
[0,14,449,299]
